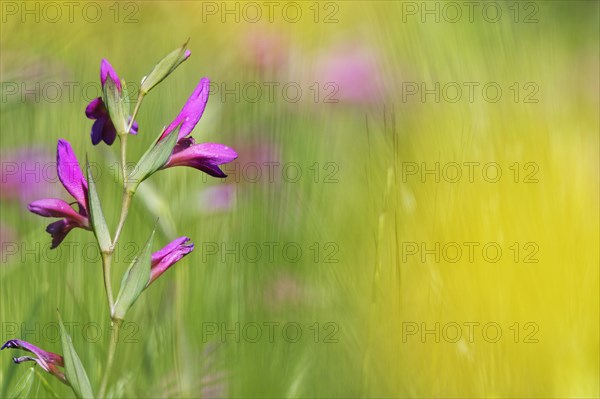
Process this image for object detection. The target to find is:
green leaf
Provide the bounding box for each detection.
[112,227,156,320]
[34,369,60,399]
[9,367,35,399]
[57,311,94,399]
[85,159,111,252]
[102,77,130,135]
[127,128,178,189]
[140,39,190,94]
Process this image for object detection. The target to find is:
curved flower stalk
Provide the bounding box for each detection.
[1,340,67,385]
[7,41,235,399]
[28,139,91,248]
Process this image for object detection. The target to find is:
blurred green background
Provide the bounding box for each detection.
[1,1,598,398]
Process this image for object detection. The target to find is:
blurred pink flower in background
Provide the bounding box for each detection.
[233,136,281,179]
[240,28,289,72]
[242,138,280,164]
[0,147,58,205]
[197,185,237,214]
[262,272,307,312]
[314,43,385,105]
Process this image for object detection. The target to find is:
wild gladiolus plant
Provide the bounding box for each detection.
[2,41,237,398]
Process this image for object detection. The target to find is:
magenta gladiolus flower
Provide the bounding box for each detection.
[100,59,121,91]
[159,77,211,141]
[148,237,194,285]
[163,138,237,178]
[85,59,138,145]
[86,98,139,145]
[1,339,68,385]
[158,78,238,177]
[28,140,91,248]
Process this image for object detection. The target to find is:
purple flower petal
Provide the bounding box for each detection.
[159,78,210,141]
[91,117,106,145]
[100,59,121,91]
[164,142,238,178]
[85,97,106,119]
[101,117,117,145]
[56,139,87,209]
[171,136,195,154]
[1,340,63,367]
[2,340,66,384]
[150,236,188,264]
[149,237,194,285]
[28,199,88,226]
[46,219,75,249]
[28,141,90,249]
[128,117,139,135]
[85,97,124,145]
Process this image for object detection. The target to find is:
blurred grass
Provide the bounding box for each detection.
[1,1,599,398]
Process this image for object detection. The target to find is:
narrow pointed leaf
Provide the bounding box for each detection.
[127,128,178,189]
[121,78,130,106]
[140,39,190,94]
[8,367,34,399]
[34,369,60,399]
[112,227,156,320]
[85,160,111,252]
[57,311,94,399]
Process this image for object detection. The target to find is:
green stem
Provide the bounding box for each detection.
[112,189,133,250]
[120,133,128,183]
[98,90,144,397]
[101,252,114,313]
[98,320,121,398]
[112,122,135,249]
[126,92,144,134]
